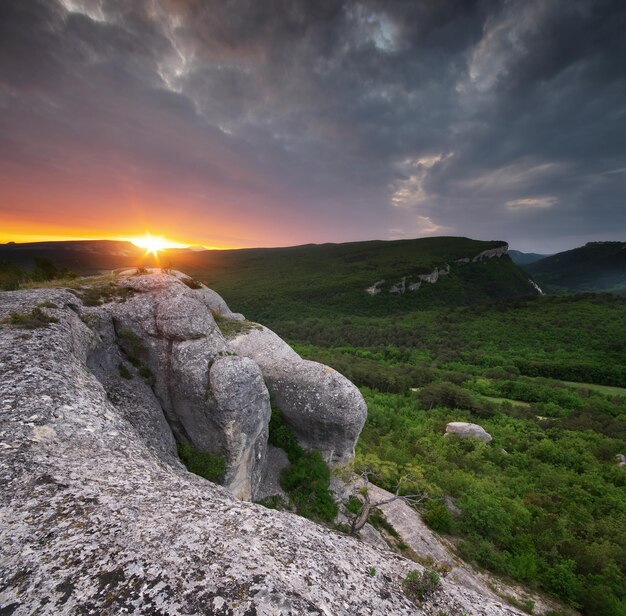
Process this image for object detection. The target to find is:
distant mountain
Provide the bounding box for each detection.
[509,249,551,265]
[0,240,144,271]
[0,236,539,318]
[523,241,626,293]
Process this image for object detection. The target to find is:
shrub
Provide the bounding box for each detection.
[267,406,337,523]
[138,365,155,386]
[422,500,455,534]
[418,382,475,410]
[402,569,440,603]
[268,407,304,462]
[118,363,132,379]
[176,442,226,483]
[281,451,338,522]
[117,327,146,360]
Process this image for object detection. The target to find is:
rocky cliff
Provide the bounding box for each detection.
[0,271,523,615]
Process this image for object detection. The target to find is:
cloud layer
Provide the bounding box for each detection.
[0,0,624,250]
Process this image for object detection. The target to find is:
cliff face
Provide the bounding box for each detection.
[0,272,523,615]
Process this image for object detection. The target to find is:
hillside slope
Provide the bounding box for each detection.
[523,241,626,293]
[509,250,551,265]
[183,237,538,321]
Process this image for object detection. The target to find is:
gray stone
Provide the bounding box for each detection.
[155,289,216,340]
[445,422,493,443]
[472,244,508,262]
[445,495,463,517]
[105,273,268,499]
[0,284,523,616]
[209,356,270,500]
[194,285,245,320]
[229,325,367,466]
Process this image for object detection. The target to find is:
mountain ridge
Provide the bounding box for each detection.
[523,241,626,293]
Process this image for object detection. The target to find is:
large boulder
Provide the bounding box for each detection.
[445,422,493,443]
[102,273,270,500]
[228,325,367,466]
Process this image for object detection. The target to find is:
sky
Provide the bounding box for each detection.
[0,0,625,252]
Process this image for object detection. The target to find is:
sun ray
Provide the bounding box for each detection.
[127,232,183,257]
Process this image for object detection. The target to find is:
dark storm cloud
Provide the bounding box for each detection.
[0,0,624,250]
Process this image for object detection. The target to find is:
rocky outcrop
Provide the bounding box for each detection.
[364,243,510,296]
[228,325,367,467]
[472,244,508,262]
[0,278,522,615]
[98,273,269,500]
[390,277,406,294]
[365,279,385,295]
[445,422,493,443]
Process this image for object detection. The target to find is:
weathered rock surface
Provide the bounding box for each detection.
[228,325,367,466]
[445,422,493,443]
[472,244,508,262]
[102,273,267,500]
[1,279,523,615]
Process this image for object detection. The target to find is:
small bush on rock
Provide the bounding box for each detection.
[177,443,226,483]
[402,569,441,604]
[267,406,337,523]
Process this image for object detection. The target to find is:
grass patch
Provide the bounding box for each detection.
[37,300,58,309]
[214,314,262,339]
[560,380,626,397]
[117,327,146,358]
[22,274,117,290]
[4,307,59,329]
[177,442,226,483]
[138,365,155,386]
[402,569,441,604]
[22,274,133,306]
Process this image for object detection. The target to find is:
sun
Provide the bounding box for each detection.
[129,233,181,256]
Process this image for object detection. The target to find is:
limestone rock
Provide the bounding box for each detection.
[229,325,367,466]
[155,288,216,340]
[472,244,508,262]
[194,284,246,321]
[365,279,385,295]
[209,355,270,500]
[445,422,493,443]
[445,495,463,517]
[0,284,522,616]
[104,274,268,500]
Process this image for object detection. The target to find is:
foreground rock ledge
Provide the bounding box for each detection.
[0,280,521,615]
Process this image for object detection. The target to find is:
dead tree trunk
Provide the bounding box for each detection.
[348,471,426,536]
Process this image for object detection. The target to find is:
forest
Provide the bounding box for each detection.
[239,292,626,616]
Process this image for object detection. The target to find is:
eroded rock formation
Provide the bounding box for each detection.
[228,325,367,466]
[0,272,522,615]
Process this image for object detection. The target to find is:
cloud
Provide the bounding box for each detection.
[506,197,558,210]
[0,0,624,251]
